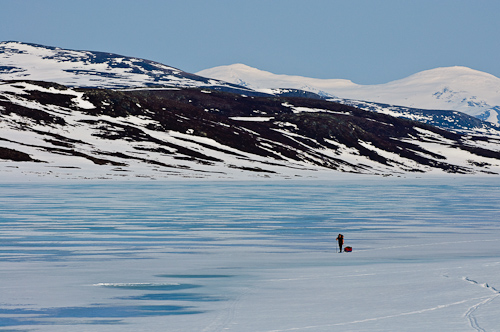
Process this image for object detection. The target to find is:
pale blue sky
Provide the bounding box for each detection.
[1,0,499,84]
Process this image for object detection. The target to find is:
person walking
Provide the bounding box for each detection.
[336,234,344,253]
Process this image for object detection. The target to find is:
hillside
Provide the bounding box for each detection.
[0,41,260,95]
[2,42,500,179]
[1,80,500,180]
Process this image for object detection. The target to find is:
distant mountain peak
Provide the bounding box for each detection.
[197,64,500,125]
[197,64,357,93]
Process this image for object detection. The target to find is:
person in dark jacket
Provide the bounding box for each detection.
[336,234,344,253]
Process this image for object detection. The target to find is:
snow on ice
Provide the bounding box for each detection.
[0,178,499,331]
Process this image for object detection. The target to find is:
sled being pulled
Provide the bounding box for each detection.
[344,246,352,252]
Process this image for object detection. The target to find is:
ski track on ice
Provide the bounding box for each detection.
[253,274,500,332]
[259,296,493,332]
[462,277,500,332]
[202,270,500,332]
[202,286,252,332]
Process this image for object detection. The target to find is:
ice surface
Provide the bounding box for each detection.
[0,178,500,331]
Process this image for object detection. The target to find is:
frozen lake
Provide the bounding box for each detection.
[1,177,500,331]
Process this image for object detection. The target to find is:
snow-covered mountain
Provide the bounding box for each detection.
[197,64,500,125]
[2,41,499,130]
[2,80,500,179]
[0,42,259,94]
[2,42,500,179]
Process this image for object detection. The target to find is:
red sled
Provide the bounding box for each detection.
[344,246,352,252]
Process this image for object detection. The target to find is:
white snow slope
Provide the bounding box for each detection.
[0,42,249,91]
[1,179,500,331]
[197,64,500,125]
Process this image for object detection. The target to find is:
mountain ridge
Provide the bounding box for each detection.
[197,64,500,125]
[2,42,500,179]
[0,41,264,96]
[2,80,500,179]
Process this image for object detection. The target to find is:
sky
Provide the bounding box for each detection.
[1,0,500,85]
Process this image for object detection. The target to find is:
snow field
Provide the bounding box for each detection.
[1,179,500,331]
